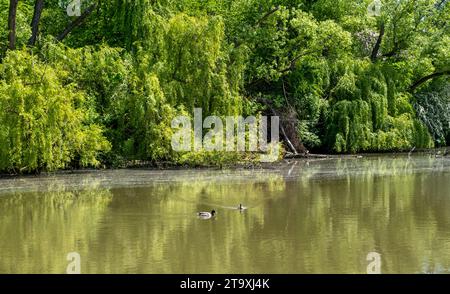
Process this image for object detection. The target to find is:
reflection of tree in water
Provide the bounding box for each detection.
[0,182,112,273]
[287,156,450,273]
[1,157,450,273]
[81,157,450,274]
[84,173,287,273]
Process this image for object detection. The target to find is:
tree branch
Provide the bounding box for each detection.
[247,48,320,90]
[437,0,448,9]
[282,78,292,108]
[57,2,98,41]
[381,46,398,58]
[280,51,312,73]
[233,6,280,49]
[371,22,385,61]
[256,97,300,155]
[409,70,450,91]
[255,6,280,27]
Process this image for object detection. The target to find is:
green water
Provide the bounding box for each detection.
[1,155,450,274]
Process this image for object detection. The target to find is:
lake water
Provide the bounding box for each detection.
[1,155,450,274]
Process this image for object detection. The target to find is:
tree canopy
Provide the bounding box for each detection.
[0,0,449,172]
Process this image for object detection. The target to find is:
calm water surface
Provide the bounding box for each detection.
[1,155,450,273]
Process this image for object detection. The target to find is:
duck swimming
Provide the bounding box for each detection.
[237,204,247,211]
[198,210,216,219]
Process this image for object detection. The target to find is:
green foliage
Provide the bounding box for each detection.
[0,49,110,172]
[37,42,181,163]
[325,60,434,153]
[0,0,449,172]
[414,83,450,146]
[140,13,243,116]
[0,0,33,51]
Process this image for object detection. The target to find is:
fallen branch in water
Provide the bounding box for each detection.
[285,153,330,159]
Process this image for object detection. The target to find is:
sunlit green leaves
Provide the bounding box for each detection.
[0,0,448,170]
[0,49,110,172]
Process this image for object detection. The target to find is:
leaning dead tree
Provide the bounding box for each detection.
[257,97,307,155]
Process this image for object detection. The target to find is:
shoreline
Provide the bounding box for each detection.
[0,147,448,179]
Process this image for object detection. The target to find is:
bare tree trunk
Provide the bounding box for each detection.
[28,0,44,46]
[8,0,19,50]
[57,3,97,41]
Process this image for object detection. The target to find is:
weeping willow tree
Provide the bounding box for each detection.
[36,12,246,164]
[0,0,449,173]
[324,60,433,153]
[0,49,110,173]
[144,13,244,116]
[216,0,446,153]
[95,0,156,50]
[96,1,245,116]
[51,1,243,108]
